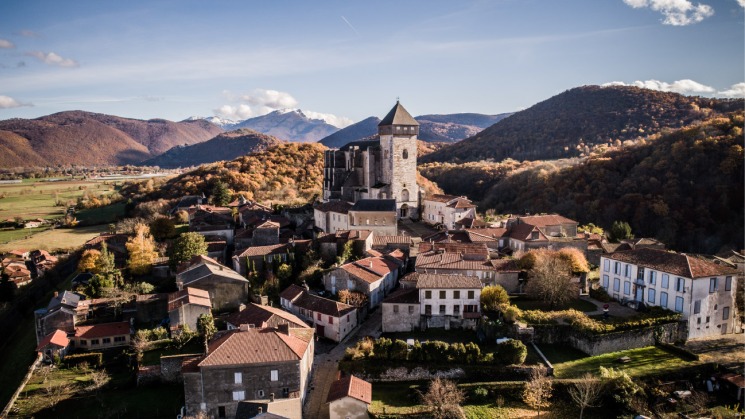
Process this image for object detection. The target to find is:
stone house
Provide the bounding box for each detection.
[381,288,420,333]
[34,291,88,344]
[314,201,354,234]
[176,256,250,313]
[168,287,212,332]
[322,101,420,220]
[327,375,372,419]
[421,194,477,230]
[464,227,508,251]
[70,321,132,350]
[415,242,502,285]
[348,199,398,236]
[324,257,399,309]
[225,302,309,331]
[182,324,314,419]
[416,274,482,330]
[280,284,357,342]
[232,241,312,277]
[317,230,373,264]
[600,248,740,339]
[36,329,70,363]
[505,214,586,253]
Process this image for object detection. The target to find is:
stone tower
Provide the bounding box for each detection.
[378,101,420,219]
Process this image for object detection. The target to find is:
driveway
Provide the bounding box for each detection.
[303,310,382,419]
[684,333,745,368]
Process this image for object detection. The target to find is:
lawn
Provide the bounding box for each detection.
[0,224,110,253]
[75,202,126,226]
[140,340,203,366]
[534,344,588,365]
[0,226,50,245]
[0,179,120,221]
[511,296,598,312]
[553,346,694,378]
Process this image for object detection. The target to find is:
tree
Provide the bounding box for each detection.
[338,289,368,307]
[419,377,465,419]
[336,240,353,265]
[558,248,590,274]
[480,285,509,312]
[149,217,176,241]
[126,223,158,275]
[197,313,217,355]
[568,373,603,419]
[523,367,552,417]
[94,242,116,275]
[276,263,293,288]
[525,249,579,309]
[125,281,155,294]
[609,221,633,242]
[175,210,190,224]
[86,273,115,298]
[599,367,641,408]
[170,232,208,269]
[497,339,527,365]
[78,249,101,272]
[211,180,231,206]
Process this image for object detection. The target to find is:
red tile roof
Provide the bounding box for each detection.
[225,303,308,329]
[74,322,130,339]
[235,243,291,258]
[415,273,482,289]
[36,329,69,351]
[382,288,419,304]
[198,327,309,367]
[279,284,306,302]
[517,214,577,227]
[327,375,372,404]
[508,223,548,241]
[606,248,740,279]
[465,228,507,242]
[340,263,382,284]
[292,291,356,317]
[353,257,398,277]
[418,242,489,258]
[415,253,495,272]
[425,194,462,203]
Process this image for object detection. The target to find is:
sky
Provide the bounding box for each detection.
[0,0,743,127]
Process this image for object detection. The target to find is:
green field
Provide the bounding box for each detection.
[0,224,110,253]
[553,346,693,378]
[0,179,120,221]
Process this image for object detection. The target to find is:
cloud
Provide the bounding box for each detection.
[602,79,715,94]
[0,95,32,109]
[302,110,354,128]
[0,39,14,49]
[738,0,745,8]
[622,0,714,25]
[238,89,299,109]
[718,82,745,98]
[27,51,79,68]
[18,29,40,38]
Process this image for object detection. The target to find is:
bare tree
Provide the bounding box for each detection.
[87,369,109,391]
[568,373,603,419]
[44,380,71,409]
[419,377,466,419]
[523,367,552,417]
[525,249,578,309]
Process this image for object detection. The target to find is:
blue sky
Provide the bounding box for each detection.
[0,0,743,126]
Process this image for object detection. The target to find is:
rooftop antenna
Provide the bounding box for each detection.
[396,96,400,103]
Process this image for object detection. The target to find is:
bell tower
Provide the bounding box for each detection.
[378,101,420,219]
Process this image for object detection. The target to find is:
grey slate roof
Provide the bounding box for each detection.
[378,101,419,126]
[339,139,380,151]
[350,199,396,212]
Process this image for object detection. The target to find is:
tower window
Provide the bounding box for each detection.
[402,149,408,159]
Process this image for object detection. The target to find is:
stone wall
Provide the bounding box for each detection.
[160,354,202,383]
[530,321,686,356]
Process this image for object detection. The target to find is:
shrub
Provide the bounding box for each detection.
[390,339,409,361]
[373,337,392,360]
[448,342,467,363]
[464,342,481,364]
[503,305,522,323]
[589,286,614,303]
[422,340,450,362]
[64,352,103,368]
[472,386,490,402]
[497,340,527,365]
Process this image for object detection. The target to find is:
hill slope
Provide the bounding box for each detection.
[0,111,222,167]
[422,86,743,163]
[319,117,381,148]
[233,110,339,143]
[474,113,743,253]
[142,129,283,168]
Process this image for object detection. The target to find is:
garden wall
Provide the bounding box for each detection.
[160,353,202,383]
[339,361,537,382]
[530,321,686,355]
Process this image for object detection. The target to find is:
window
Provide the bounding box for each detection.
[91,339,99,345]
[604,259,610,272]
[80,339,87,346]
[328,316,334,324]
[464,305,477,313]
[232,391,245,401]
[706,316,710,323]
[347,315,350,321]
[623,281,631,295]
[114,336,126,342]
[257,390,265,398]
[271,370,278,381]
[694,300,701,314]
[723,306,730,320]
[317,312,321,321]
[649,271,656,285]
[439,290,446,299]
[402,149,408,159]
[453,305,460,315]
[725,276,732,291]
[234,372,242,384]
[676,277,684,292]
[102,338,111,344]
[219,406,226,418]
[648,288,656,304]
[624,264,631,278]
[282,387,290,397]
[393,305,399,313]
[468,290,474,299]
[453,290,460,299]
[425,290,431,299]
[675,296,684,312]
[614,262,621,275]
[408,306,414,314]
[425,305,431,315]
[439,305,446,314]
[661,274,669,289]
[602,275,609,289]
[710,278,718,293]
[660,292,668,308]
[613,278,620,292]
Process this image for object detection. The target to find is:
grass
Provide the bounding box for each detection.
[0,224,110,253]
[534,344,588,365]
[511,296,598,312]
[0,226,51,244]
[75,202,126,226]
[553,346,694,378]
[140,340,203,366]
[0,179,120,221]
[369,381,423,416]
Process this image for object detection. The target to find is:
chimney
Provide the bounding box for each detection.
[278,323,289,335]
[269,393,275,402]
[239,324,250,331]
[53,291,58,298]
[258,407,262,413]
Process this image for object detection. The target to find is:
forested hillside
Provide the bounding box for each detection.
[422,86,742,164]
[461,113,743,253]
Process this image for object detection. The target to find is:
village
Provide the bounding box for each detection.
[1,102,743,419]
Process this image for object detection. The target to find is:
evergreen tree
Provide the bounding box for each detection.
[126,223,158,275]
[169,232,208,269]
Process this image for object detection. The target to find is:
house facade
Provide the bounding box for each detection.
[70,321,131,350]
[600,248,740,339]
[314,201,353,234]
[381,288,420,333]
[347,199,398,236]
[505,214,586,252]
[416,274,482,330]
[323,257,399,309]
[176,256,250,312]
[182,324,314,419]
[168,287,212,332]
[280,284,358,342]
[421,194,477,230]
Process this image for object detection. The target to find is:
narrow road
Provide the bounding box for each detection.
[303,310,382,419]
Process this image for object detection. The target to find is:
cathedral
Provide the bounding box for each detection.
[322,101,420,219]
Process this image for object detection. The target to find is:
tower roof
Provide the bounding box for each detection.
[378,101,419,127]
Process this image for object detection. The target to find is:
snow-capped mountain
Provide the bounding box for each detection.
[225,109,342,143]
[185,115,238,129]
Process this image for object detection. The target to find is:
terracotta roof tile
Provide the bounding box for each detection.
[315,201,354,214]
[415,273,482,289]
[327,375,372,404]
[74,322,130,339]
[198,328,309,367]
[517,214,577,227]
[292,292,355,317]
[279,284,306,302]
[606,248,739,279]
[36,329,69,351]
[226,303,308,329]
[340,263,382,284]
[424,194,462,203]
[235,243,291,258]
